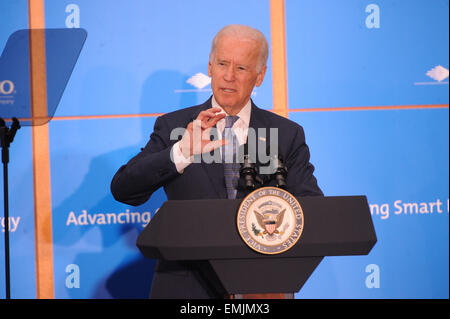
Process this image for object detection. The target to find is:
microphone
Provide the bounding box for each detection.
[272,152,287,189]
[266,144,288,189]
[239,143,257,190]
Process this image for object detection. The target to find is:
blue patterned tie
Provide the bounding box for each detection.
[222,116,240,199]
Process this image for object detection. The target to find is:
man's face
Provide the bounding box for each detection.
[208,35,267,114]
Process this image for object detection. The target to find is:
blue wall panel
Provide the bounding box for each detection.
[285,0,449,108]
[44,0,273,116]
[49,117,165,298]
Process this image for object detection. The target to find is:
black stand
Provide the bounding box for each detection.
[0,117,20,300]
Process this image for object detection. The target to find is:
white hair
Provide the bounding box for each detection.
[209,24,269,72]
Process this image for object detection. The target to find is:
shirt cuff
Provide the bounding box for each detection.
[171,141,193,173]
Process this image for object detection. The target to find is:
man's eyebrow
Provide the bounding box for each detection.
[217,59,249,67]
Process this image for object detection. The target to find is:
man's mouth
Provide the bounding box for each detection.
[221,88,237,93]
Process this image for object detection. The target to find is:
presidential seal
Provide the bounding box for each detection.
[236,187,304,255]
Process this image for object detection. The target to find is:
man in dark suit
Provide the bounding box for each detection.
[111,24,322,298]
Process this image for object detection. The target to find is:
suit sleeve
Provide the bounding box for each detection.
[284,125,324,197]
[110,116,180,206]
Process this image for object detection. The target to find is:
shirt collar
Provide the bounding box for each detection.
[211,95,251,128]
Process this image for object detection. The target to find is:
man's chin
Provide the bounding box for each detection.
[214,96,242,111]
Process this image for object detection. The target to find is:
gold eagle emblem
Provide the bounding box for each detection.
[253,208,286,236]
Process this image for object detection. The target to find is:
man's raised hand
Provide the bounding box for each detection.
[179,107,227,158]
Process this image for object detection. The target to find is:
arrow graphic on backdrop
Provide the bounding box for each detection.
[414,65,449,85]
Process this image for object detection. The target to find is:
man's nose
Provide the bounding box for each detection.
[223,65,235,82]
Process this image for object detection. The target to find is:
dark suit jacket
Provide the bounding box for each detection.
[111,97,323,298]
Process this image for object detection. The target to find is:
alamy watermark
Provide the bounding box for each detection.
[169,124,281,175]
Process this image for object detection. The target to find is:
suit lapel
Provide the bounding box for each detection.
[248,100,268,128]
[248,101,273,168]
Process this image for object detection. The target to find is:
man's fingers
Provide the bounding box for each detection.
[206,112,226,128]
[196,108,221,120]
[202,139,227,153]
[184,107,230,156]
[197,107,225,129]
[201,112,226,129]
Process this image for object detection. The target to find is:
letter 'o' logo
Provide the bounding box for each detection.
[0,80,14,95]
[236,187,304,255]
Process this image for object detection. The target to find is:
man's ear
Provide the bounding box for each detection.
[208,60,212,77]
[255,65,267,87]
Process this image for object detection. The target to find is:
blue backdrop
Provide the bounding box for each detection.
[0,0,448,299]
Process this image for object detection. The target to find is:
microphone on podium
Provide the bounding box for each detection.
[239,143,259,191]
[271,152,288,189]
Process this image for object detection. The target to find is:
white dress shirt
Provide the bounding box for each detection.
[172,96,252,173]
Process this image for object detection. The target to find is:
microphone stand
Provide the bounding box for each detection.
[240,154,258,191]
[0,117,20,299]
[272,154,288,189]
[239,143,264,192]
